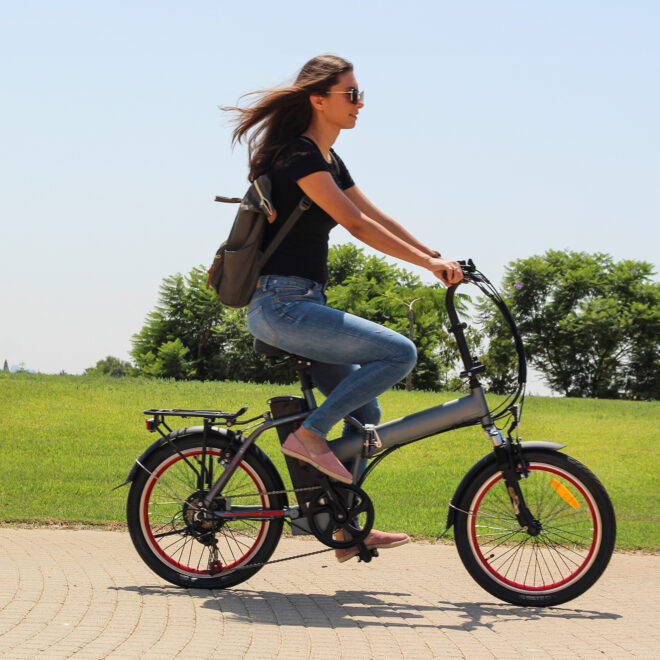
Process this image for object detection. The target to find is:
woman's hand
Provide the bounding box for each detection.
[427,257,463,286]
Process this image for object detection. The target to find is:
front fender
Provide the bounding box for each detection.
[114,426,238,489]
[442,440,567,534]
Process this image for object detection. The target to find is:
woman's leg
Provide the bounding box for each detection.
[309,359,409,559]
[309,361,382,433]
[309,361,380,475]
[250,303,415,438]
[300,309,414,438]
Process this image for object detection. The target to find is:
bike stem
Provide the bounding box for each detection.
[445,283,487,387]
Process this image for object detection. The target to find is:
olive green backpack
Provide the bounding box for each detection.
[206,175,311,308]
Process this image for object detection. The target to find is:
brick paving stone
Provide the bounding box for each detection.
[0,528,659,658]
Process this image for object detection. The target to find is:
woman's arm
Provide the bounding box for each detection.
[295,171,462,284]
[344,185,439,258]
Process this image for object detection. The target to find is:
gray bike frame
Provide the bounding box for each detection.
[203,384,498,508]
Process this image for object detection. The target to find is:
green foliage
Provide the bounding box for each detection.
[142,339,193,380]
[130,267,289,383]
[131,244,473,390]
[84,355,135,377]
[480,250,660,399]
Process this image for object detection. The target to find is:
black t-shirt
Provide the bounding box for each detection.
[260,136,355,284]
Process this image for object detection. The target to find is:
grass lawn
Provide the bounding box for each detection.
[1,372,658,550]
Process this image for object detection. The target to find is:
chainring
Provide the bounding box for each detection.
[307,483,374,549]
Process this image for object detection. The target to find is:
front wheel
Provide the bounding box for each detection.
[127,434,285,589]
[454,450,615,607]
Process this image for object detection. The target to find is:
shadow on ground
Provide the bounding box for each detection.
[111,585,621,631]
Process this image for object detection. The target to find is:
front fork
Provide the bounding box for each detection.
[486,424,541,536]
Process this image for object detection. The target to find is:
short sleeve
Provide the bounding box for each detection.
[275,140,330,182]
[330,149,355,190]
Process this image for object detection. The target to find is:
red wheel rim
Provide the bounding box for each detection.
[140,448,269,576]
[468,464,601,593]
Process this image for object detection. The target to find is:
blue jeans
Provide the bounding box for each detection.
[246,275,417,440]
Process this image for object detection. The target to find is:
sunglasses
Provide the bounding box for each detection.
[326,88,365,105]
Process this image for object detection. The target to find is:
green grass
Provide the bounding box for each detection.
[1,372,658,550]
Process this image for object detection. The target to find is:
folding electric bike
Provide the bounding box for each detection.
[122,260,615,607]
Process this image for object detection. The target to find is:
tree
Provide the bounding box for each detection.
[130,267,288,383]
[480,250,660,400]
[84,356,134,377]
[2,360,8,372]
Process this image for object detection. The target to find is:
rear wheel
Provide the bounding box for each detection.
[454,450,615,606]
[127,435,284,589]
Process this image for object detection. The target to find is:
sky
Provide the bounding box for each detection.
[1,1,658,391]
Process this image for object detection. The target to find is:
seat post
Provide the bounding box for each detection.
[294,363,317,410]
[252,338,318,409]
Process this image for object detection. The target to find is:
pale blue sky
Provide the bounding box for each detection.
[1,1,658,386]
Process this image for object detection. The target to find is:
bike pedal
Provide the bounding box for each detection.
[356,543,377,563]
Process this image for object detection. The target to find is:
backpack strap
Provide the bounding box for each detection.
[259,195,313,266]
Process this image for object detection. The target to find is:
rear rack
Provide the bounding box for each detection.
[142,407,254,432]
[143,407,248,421]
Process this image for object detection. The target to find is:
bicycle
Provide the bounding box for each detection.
[120,260,616,607]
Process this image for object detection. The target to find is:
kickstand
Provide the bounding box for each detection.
[356,541,379,563]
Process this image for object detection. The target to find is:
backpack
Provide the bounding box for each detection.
[206,174,311,308]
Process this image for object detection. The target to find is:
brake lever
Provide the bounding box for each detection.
[457,258,482,283]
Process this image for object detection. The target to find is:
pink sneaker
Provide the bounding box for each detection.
[281,431,353,484]
[335,529,411,563]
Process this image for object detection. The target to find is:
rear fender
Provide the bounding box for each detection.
[442,440,567,534]
[115,426,239,489]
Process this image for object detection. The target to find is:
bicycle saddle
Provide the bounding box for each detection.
[253,338,309,363]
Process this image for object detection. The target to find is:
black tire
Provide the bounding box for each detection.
[127,434,285,589]
[454,450,615,607]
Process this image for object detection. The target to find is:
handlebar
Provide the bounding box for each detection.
[440,258,485,287]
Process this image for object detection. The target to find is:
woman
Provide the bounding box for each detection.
[225,55,462,561]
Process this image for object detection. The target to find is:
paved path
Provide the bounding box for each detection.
[0,528,658,659]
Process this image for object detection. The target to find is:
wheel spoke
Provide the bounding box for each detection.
[154,527,188,540]
[537,534,578,574]
[491,535,532,571]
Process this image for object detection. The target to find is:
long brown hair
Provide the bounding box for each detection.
[223,55,353,181]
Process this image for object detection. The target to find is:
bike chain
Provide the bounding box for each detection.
[213,484,336,574]
[215,545,333,575]
[223,484,322,499]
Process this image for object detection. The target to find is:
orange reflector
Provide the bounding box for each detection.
[550,478,580,509]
